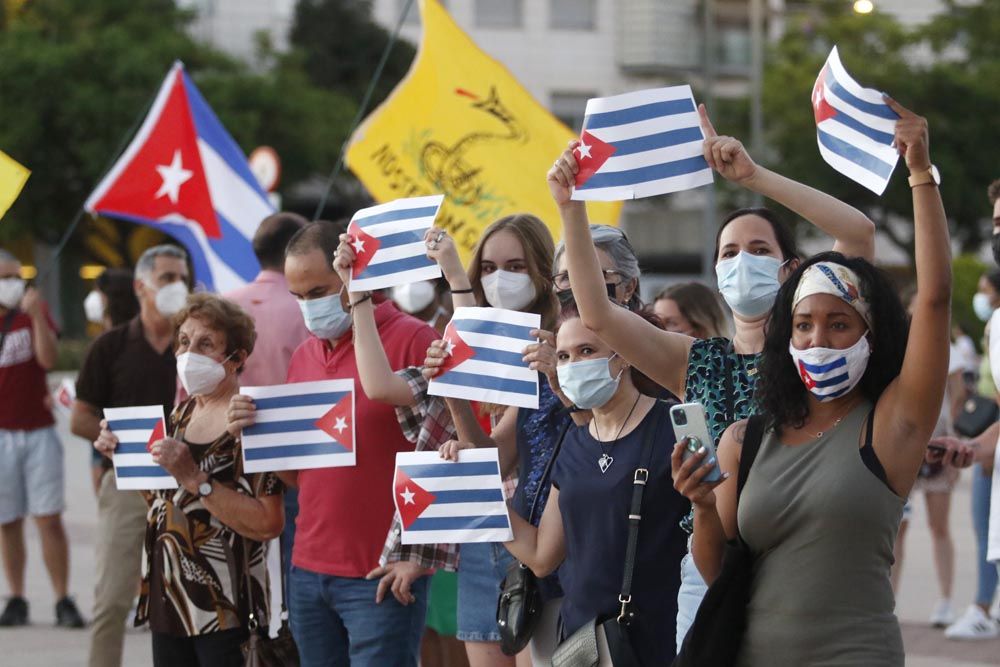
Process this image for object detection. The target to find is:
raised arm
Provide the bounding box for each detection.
[425,227,476,309]
[873,99,952,496]
[549,146,694,397]
[699,105,875,261]
[504,486,566,577]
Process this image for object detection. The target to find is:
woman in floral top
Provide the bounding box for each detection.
[95,294,283,666]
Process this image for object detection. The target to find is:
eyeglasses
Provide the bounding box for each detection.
[552,269,622,291]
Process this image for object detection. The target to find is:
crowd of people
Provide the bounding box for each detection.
[0,98,996,667]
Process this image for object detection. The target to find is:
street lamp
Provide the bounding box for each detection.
[853,0,874,14]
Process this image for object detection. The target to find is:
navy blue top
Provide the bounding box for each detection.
[551,400,689,663]
[513,378,567,599]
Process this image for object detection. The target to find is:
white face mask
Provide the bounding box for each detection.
[150,280,189,317]
[392,280,436,314]
[481,270,536,311]
[787,335,871,402]
[176,351,231,396]
[0,278,26,310]
[84,290,105,324]
[973,292,995,322]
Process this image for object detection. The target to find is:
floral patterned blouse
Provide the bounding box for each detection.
[136,398,283,637]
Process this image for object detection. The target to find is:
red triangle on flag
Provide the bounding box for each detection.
[347,221,382,277]
[811,69,838,125]
[797,360,817,390]
[437,322,475,376]
[146,419,166,453]
[394,468,437,529]
[87,67,221,239]
[574,130,617,188]
[314,393,354,451]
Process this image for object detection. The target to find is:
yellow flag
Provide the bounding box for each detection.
[0,151,30,221]
[346,0,621,261]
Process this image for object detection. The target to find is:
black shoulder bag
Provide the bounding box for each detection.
[672,413,766,667]
[241,534,300,667]
[550,405,665,667]
[497,415,574,656]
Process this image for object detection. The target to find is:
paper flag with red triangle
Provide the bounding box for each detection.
[347,222,382,277]
[394,468,438,529]
[103,405,177,491]
[574,130,617,188]
[146,419,166,452]
[314,393,354,451]
[437,321,476,375]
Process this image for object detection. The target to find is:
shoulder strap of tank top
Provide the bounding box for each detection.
[737,414,766,500]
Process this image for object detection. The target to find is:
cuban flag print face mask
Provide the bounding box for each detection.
[788,335,871,402]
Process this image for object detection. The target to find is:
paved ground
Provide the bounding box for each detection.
[3,375,999,665]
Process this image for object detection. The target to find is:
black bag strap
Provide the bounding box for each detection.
[526,410,573,525]
[616,401,666,625]
[737,414,766,500]
[0,308,18,358]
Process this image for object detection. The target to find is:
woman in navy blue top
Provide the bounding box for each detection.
[501,311,690,664]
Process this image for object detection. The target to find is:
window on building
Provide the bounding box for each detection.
[551,92,596,133]
[717,25,751,68]
[550,0,596,30]
[475,0,522,28]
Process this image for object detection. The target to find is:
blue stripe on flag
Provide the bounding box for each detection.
[609,127,705,157]
[375,229,427,249]
[576,155,711,190]
[816,130,895,180]
[436,371,536,396]
[433,489,505,504]
[800,356,848,374]
[809,372,850,389]
[408,515,510,532]
[209,211,262,283]
[244,442,350,460]
[584,99,696,130]
[107,418,160,431]
[116,466,171,478]
[354,206,440,228]
[401,461,500,478]
[828,113,894,146]
[453,319,535,341]
[823,72,899,121]
[468,346,525,367]
[252,392,348,411]
[244,419,326,435]
[116,443,152,455]
[358,254,435,278]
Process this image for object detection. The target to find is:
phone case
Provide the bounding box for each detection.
[670,402,722,483]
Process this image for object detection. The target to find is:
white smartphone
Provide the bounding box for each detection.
[669,402,722,484]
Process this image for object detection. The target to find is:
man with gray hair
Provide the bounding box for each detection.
[0,248,85,629]
[71,244,189,667]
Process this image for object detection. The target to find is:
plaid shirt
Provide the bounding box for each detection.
[379,367,460,572]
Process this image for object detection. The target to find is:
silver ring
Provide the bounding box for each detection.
[428,241,438,250]
[435,231,446,243]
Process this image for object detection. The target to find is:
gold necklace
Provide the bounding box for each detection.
[806,403,856,439]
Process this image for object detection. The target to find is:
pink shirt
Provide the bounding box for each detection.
[285,301,439,577]
[224,271,310,387]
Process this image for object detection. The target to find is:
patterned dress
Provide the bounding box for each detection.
[136,399,283,637]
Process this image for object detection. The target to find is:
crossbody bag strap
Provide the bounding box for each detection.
[526,409,573,525]
[736,414,766,500]
[615,402,666,625]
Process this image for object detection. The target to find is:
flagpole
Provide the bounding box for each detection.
[312,0,416,221]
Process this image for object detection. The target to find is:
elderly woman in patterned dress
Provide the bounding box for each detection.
[94,293,284,667]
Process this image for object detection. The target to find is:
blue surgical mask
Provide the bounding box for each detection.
[298,290,351,340]
[556,354,624,409]
[715,252,782,318]
[973,293,994,322]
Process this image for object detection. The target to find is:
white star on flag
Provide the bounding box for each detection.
[576,142,592,159]
[333,416,348,434]
[154,150,193,204]
[444,339,456,356]
[400,487,416,505]
[352,237,366,254]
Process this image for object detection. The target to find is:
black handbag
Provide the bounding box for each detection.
[497,417,574,656]
[241,535,300,667]
[550,406,665,667]
[954,395,999,438]
[672,414,766,667]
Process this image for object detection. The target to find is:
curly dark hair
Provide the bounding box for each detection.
[754,251,909,433]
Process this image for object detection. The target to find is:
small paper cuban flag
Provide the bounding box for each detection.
[812,46,900,195]
[52,378,76,417]
[570,85,713,201]
[104,405,177,491]
[394,448,512,545]
[347,194,445,292]
[427,306,540,409]
[241,379,355,473]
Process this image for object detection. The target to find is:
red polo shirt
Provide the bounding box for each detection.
[285,300,439,577]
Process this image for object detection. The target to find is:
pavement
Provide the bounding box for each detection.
[2,374,999,665]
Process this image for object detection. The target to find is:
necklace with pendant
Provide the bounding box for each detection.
[592,393,642,474]
[807,403,856,439]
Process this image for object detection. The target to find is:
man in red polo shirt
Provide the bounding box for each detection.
[227,221,442,665]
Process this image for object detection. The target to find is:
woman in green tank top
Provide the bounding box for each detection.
[672,101,952,665]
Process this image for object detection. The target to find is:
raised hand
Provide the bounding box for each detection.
[334,233,357,289]
[421,340,449,380]
[547,140,581,205]
[698,104,758,185]
[424,227,466,286]
[523,329,562,397]
[883,95,930,172]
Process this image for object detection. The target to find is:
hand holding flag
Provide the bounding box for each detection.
[103,405,178,490]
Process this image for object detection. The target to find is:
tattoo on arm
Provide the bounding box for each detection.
[733,422,746,445]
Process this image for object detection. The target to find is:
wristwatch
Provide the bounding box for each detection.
[908,164,940,188]
[197,475,214,498]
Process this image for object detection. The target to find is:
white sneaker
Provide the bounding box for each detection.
[930,599,956,627]
[944,605,999,640]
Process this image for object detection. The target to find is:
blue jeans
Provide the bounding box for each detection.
[972,464,998,607]
[288,565,428,666]
[281,488,299,585]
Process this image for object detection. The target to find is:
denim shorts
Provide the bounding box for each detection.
[456,541,514,642]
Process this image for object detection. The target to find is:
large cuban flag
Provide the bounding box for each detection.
[393,448,512,545]
[347,194,445,292]
[241,380,356,472]
[812,46,900,195]
[85,61,274,292]
[428,306,540,409]
[571,85,713,201]
[104,405,177,491]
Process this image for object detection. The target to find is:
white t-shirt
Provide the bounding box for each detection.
[987,310,1000,561]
